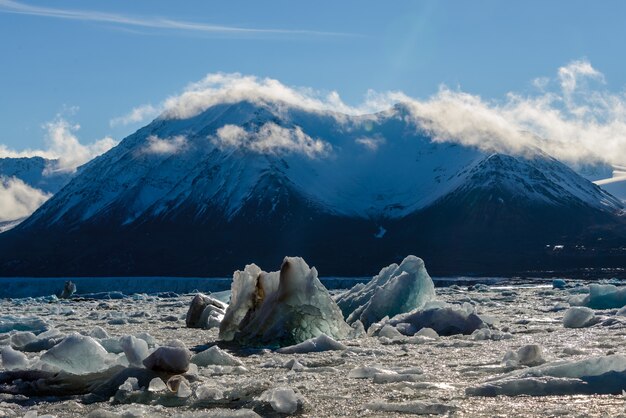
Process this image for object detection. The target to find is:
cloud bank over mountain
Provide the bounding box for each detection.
[112,60,626,169]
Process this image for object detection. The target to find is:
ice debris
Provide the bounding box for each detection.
[364,401,456,415]
[276,334,347,354]
[580,284,626,309]
[59,280,77,299]
[552,279,567,289]
[219,257,351,346]
[503,344,546,367]
[40,333,115,375]
[468,354,626,396]
[1,346,29,370]
[0,315,48,333]
[258,387,302,414]
[388,302,486,336]
[336,255,435,328]
[191,345,243,367]
[143,342,191,374]
[120,335,150,368]
[562,307,597,328]
[185,293,227,329]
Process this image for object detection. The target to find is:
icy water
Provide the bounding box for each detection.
[1,278,626,417]
[0,276,508,299]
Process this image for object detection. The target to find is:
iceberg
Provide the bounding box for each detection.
[581,284,626,309]
[185,293,228,329]
[468,354,626,396]
[335,255,435,328]
[388,302,486,336]
[219,257,351,346]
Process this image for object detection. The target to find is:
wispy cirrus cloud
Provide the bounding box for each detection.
[0,0,350,37]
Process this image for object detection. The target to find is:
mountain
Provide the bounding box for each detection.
[0,100,624,277]
[0,157,73,230]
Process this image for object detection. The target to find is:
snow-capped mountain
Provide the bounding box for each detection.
[0,157,73,230]
[0,157,70,194]
[0,100,624,276]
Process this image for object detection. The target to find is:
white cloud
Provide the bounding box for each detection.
[0,117,118,173]
[355,136,386,151]
[42,119,118,173]
[140,135,188,155]
[0,176,51,222]
[110,104,159,127]
[132,63,626,166]
[213,123,331,158]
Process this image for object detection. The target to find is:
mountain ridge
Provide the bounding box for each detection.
[0,99,624,277]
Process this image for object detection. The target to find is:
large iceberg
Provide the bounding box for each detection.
[335,255,435,328]
[219,257,351,346]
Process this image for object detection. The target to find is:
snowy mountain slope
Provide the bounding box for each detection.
[0,157,71,195]
[0,157,73,228]
[1,100,624,276]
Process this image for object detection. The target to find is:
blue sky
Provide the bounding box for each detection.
[1,0,626,152]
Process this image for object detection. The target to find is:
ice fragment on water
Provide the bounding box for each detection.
[191,346,243,367]
[336,255,435,328]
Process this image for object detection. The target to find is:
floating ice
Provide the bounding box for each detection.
[348,366,396,379]
[503,344,546,367]
[40,333,115,374]
[552,279,567,289]
[468,354,626,396]
[377,324,405,340]
[562,307,597,328]
[120,335,150,368]
[219,257,351,346]
[148,377,167,392]
[10,331,36,350]
[87,326,110,340]
[364,401,456,415]
[143,344,191,374]
[259,387,302,414]
[415,327,439,339]
[336,255,435,328]
[191,346,243,367]
[59,280,77,299]
[580,284,626,309]
[0,315,48,334]
[1,346,29,370]
[388,302,486,336]
[185,293,228,329]
[276,334,347,354]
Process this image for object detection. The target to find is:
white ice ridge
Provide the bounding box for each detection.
[335,255,435,328]
[219,256,351,346]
